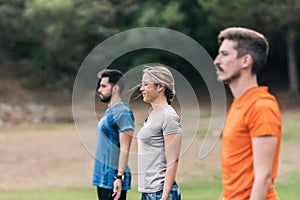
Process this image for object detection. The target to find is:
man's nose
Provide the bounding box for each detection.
[213,54,220,66]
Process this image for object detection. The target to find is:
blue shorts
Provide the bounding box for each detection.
[141,183,181,200]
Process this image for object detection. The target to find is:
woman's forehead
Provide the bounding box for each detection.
[142,73,154,81]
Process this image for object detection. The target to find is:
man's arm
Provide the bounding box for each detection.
[161,133,182,200]
[113,130,133,200]
[250,136,278,200]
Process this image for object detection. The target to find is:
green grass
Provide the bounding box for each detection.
[179,180,222,200]
[282,116,300,142]
[0,182,221,200]
[0,188,96,200]
[276,171,300,199]
[127,187,140,199]
[128,178,223,200]
[277,181,300,199]
[0,180,300,200]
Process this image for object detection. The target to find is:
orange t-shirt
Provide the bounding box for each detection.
[221,86,282,200]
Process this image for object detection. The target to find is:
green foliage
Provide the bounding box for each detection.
[0,0,300,92]
[197,0,264,29]
[138,1,185,28]
[261,0,300,29]
[0,0,25,48]
[4,0,144,90]
[197,0,300,93]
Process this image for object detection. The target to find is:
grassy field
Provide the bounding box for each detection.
[282,114,300,142]
[0,179,299,200]
[0,112,299,199]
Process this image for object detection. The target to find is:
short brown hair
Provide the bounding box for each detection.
[218,27,269,74]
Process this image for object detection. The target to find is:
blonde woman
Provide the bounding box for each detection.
[137,66,182,200]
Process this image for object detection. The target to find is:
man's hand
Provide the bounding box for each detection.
[112,179,122,200]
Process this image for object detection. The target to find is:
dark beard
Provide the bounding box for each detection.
[100,94,112,103]
[99,89,113,103]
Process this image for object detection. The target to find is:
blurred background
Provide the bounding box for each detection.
[1,0,300,125]
[0,0,300,199]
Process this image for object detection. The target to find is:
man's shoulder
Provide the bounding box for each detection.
[111,102,132,113]
[245,92,281,121]
[244,87,278,108]
[252,91,279,109]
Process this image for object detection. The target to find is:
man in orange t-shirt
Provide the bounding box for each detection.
[214,27,282,200]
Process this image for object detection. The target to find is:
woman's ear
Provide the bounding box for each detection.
[157,84,165,93]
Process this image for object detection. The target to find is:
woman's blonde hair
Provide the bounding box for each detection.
[143,65,175,105]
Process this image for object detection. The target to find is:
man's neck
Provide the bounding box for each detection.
[229,75,258,99]
[108,96,121,107]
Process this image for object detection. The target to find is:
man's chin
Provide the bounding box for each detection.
[217,76,230,84]
[100,97,111,103]
[217,76,225,83]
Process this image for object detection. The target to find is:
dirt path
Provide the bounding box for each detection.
[0,124,94,191]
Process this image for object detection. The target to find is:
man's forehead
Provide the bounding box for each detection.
[100,77,110,84]
[219,39,237,51]
[221,39,236,47]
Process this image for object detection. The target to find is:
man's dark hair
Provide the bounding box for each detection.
[218,27,269,74]
[97,69,125,94]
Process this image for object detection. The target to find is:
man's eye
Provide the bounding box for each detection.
[221,52,228,56]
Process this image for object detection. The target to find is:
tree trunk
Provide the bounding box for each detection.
[286,29,298,93]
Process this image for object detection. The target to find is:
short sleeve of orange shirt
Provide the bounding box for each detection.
[246,97,281,138]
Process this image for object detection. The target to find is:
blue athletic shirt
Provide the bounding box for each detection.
[93,102,134,190]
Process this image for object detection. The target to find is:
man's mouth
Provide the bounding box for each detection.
[216,65,224,73]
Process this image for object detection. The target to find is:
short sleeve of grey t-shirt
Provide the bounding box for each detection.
[137,105,182,193]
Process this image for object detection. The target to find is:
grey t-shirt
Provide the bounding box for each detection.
[137,105,182,193]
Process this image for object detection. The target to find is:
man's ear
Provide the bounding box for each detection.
[242,54,253,69]
[112,85,120,93]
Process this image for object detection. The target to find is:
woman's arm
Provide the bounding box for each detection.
[161,133,182,200]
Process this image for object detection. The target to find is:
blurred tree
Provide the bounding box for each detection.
[17,0,140,89]
[120,0,214,70]
[198,0,300,92]
[21,0,81,88]
[137,1,185,28]
[260,0,300,92]
[3,0,297,94]
[0,0,25,49]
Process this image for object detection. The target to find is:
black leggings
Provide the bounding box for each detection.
[97,187,127,200]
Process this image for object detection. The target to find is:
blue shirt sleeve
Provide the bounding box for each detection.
[116,110,135,133]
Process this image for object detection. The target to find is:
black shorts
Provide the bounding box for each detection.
[97,187,127,200]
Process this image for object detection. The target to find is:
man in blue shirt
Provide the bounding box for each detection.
[93,69,134,200]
